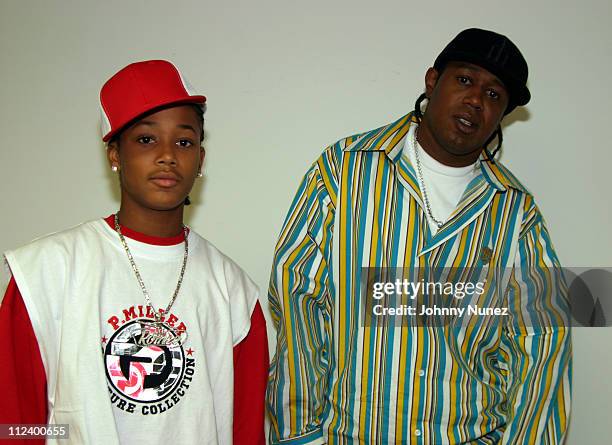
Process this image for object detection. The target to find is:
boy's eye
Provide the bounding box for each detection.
[137,136,155,144]
[457,76,471,85]
[177,139,194,148]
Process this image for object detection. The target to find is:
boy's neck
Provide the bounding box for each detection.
[116,206,185,238]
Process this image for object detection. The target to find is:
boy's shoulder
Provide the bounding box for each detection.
[3,220,107,287]
[189,230,255,283]
[6,220,105,255]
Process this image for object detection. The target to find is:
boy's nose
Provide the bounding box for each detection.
[156,142,177,165]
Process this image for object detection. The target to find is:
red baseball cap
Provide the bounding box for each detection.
[100,60,206,142]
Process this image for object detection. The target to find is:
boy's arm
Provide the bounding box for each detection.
[233,301,269,445]
[0,277,47,444]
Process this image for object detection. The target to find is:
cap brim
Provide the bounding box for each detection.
[102,95,206,142]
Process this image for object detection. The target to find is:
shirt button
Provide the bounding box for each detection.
[418,369,425,377]
[415,429,422,436]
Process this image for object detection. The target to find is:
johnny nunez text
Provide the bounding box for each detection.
[372,304,509,317]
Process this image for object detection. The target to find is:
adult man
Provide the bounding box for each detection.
[267,28,571,444]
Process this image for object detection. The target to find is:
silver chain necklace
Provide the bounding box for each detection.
[114,213,189,346]
[412,126,444,229]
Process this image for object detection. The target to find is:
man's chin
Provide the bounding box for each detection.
[443,144,484,158]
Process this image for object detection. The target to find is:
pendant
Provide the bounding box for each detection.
[136,319,188,347]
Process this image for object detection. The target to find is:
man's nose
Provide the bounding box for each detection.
[463,87,483,110]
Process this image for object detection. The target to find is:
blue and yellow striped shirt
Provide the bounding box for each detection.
[267,113,571,444]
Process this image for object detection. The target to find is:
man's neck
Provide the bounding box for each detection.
[416,120,482,168]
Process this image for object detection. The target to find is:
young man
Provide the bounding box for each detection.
[267,29,571,444]
[0,60,268,444]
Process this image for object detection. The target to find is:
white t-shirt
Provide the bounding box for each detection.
[4,219,259,444]
[403,124,479,233]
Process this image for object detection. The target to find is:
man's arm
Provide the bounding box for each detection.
[500,205,572,444]
[267,153,337,445]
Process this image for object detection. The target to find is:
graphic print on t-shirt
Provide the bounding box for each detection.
[102,305,196,415]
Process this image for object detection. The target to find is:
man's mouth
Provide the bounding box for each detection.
[454,115,479,134]
[458,117,473,127]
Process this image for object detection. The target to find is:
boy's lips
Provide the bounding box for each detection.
[150,172,181,188]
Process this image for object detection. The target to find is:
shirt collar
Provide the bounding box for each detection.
[343,111,529,194]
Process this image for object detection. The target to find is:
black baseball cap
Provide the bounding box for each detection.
[434,28,530,114]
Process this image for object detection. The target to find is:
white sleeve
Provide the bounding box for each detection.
[0,255,13,305]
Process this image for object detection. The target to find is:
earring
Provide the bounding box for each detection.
[111,165,118,172]
[197,171,203,178]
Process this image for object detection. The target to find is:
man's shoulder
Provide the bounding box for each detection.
[482,160,547,232]
[315,113,414,174]
[483,159,533,196]
[330,113,414,154]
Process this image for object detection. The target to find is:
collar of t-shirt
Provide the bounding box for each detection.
[103,215,187,246]
[402,125,479,233]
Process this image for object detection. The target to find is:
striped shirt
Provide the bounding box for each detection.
[267,113,571,444]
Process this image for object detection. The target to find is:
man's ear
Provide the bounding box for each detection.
[424,67,440,98]
[107,140,120,170]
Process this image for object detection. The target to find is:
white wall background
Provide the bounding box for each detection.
[1,0,610,442]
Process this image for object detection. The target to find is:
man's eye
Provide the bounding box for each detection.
[137,136,155,144]
[487,89,500,100]
[177,139,194,148]
[457,76,471,85]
